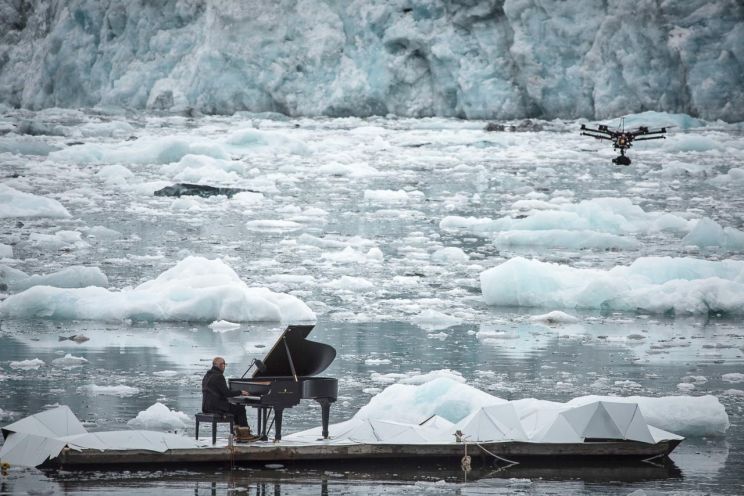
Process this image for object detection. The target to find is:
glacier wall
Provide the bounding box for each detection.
[0,0,742,121]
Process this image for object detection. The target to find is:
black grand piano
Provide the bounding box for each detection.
[228,324,338,441]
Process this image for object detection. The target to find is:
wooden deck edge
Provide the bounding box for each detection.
[54,440,680,467]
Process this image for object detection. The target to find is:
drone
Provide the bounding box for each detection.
[580,119,667,165]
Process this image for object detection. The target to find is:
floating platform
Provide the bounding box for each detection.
[51,438,681,468]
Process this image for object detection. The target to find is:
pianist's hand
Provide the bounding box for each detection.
[240,390,249,396]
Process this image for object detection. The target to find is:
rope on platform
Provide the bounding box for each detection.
[474,442,520,468]
[461,442,471,473]
[641,453,665,467]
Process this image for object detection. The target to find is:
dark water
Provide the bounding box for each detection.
[0,318,741,495]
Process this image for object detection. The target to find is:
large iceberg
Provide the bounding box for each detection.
[0,1,741,121]
[480,256,744,315]
[0,256,316,322]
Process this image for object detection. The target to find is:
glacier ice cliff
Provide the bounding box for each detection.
[0,0,742,121]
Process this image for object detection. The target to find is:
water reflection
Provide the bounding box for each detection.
[1,318,742,494]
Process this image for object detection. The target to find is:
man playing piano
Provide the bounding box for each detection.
[202,356,251,433]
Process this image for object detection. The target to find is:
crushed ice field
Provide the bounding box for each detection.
[1,108,744,494]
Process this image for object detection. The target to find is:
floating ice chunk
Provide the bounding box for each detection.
[444,198,694,238]
[481,256,744,314]
[209,320,241,332]
[364,189,420,204]
[0,256,315,322]
[51,354,88,368]
[324,276,374,291]
[492,229,641,250]
[127,402,191,431]
[96,164,134,184]
[49,136,229,165]
[620,111,705,130]
[439,215,494,231]
[364,358,392,365]
[232,191,265,205]
[412,310,463,331]
[318,161,380,177]
[0,243,12,258]
[366,247,384,261]
[431,247,469,264]
[710,167,744,187]
[0,264,28,288]
[529,311,580,324]
[29,230,90,251]
[663,134,720,153]
[224,128,309,155]
[9,358,45,370]
[153,370,179,377]
[399,370,466,386]
[173,166,242,185]
[677,383,695,392]
[86,226,122,240]
[427,332,448,339]
[682,218,744,251]
[0,184,70,218]
[79,384,140,397]
[722,373,744,383]
[661,159,712,178]
[10,266,108,292]
[322,246,380,264]
[245,219,302,232]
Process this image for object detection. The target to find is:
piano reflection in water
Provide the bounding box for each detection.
[228,324,338,441]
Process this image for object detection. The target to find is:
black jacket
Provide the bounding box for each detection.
[202,366,241,413]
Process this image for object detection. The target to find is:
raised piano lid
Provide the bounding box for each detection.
[253,324,336,378]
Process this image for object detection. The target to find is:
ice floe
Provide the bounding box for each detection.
[0,256,315,322]
[0,184,70,218]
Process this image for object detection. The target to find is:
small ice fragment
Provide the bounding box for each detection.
[722,373,744,383]
[209,320,241,332]
[529,311,579,324]
[9,358,45,370]
[51,353,88,368]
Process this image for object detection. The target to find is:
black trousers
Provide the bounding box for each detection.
[228,403,248,427]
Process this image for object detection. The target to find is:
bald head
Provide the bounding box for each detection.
[212,356,226,371]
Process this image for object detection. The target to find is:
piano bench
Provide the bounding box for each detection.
[195,413,234,445]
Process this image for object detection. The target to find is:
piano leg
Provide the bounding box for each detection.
[274,407,284,441]
[316,398,333,439]
[256,407,272,441]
